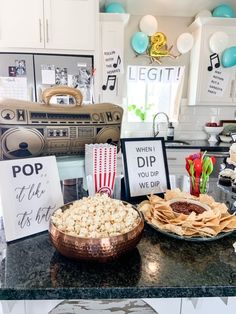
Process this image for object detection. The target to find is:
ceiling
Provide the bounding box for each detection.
[100,0,236,17]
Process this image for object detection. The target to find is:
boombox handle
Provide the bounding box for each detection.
[42,86,83,106]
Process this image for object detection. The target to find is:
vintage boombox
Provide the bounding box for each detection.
[0,86,123,159]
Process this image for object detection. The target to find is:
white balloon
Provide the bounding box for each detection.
[177,33,194,54]
[195,9,212,19]
[209,31,229,54]
[139,15,158,36]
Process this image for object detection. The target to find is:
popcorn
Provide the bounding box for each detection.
[51,194,141,238]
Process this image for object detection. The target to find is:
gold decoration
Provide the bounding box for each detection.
[135,31,180,65]
[150,32,167,46]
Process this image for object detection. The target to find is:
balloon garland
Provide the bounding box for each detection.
[131,15,194,64]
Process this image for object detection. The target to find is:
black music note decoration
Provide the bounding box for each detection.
[113,55,121,68]
[102,75,117,91]
[208,53,220,71]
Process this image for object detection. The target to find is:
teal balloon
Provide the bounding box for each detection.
[105,2,126,13]
[131,32,149,54]
[222,46,236,67]
[212,4,235,18]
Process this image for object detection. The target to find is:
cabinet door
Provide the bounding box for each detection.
[0,0,44,48]
[100,20,124,103]
[0,301,25,314]
[25,300,62,314]
[196,25,236,104]
[181,297,236,314]
[166,149,197,175]
[44,0,97,50]
[143,298,181,314]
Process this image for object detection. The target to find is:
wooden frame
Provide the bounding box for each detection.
[120,137,170,203]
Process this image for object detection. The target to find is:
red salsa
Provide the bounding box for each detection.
[170,201,206,215]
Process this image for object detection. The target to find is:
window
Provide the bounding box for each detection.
[126,65,185,123]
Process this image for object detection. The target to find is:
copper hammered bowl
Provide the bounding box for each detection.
[49,201,144,263]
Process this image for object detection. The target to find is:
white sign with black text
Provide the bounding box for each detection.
[121,138,170,200]
[207,67,229,97]
[0,156,63,242]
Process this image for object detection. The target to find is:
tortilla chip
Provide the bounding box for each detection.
[199,194,215,206]
[164,189,182,201]
[168,213,189,224]
[138,201,152,217]
[162,223,184,236]
[148,194,165,204]
[139,190,236,238]
[182,228,201,236]
[224,217,236,229]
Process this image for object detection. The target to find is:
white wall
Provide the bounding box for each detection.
[121,14,236,140]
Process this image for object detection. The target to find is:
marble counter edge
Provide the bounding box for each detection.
[1,286,236,300]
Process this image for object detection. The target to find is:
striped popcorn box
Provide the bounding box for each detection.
[85,144,117,196]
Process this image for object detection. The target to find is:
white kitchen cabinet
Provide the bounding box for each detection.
[188,17,236,106]
[166,148,199,175]
[181,297,236,314]
[0,301,25,314]
[44,0,97,50]
[25,300,61,314]
[0,0,97,50]
[0,0,44,48]
[143,298,181,314]
[99,13,129,104]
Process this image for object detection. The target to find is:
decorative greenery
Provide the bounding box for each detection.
[127,104,154,122]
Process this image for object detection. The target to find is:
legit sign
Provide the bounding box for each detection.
[0,156,63,242]
[121,138,170,201]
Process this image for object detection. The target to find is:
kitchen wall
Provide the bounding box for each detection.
[121,14,236,140]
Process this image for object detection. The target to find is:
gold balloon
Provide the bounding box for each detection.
[150,42,169,57]
[150,32,167,47]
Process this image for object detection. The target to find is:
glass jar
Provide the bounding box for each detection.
[190,176,209,197]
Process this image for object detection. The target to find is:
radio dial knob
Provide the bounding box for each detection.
[92,113,100,122]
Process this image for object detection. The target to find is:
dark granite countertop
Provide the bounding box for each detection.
[165,140,231,152]
[0,179,236,300]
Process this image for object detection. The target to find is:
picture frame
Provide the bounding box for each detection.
[120,137,170,203]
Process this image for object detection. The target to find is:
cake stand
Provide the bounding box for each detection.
[204,126,224,142]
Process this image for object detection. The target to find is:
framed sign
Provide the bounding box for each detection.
[121,137,170,202]
[0,156,63,242]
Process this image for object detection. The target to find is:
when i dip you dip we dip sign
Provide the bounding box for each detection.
[0,156,63,242]
[121,138,170,202]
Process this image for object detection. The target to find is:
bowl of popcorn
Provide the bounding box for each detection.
[49,194,144,262]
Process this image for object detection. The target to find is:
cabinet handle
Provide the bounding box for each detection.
[46,19,49,43]
[168,157,177,160]
[39,19,42,43]
[230,80,236,97]
[205,152,229,158]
